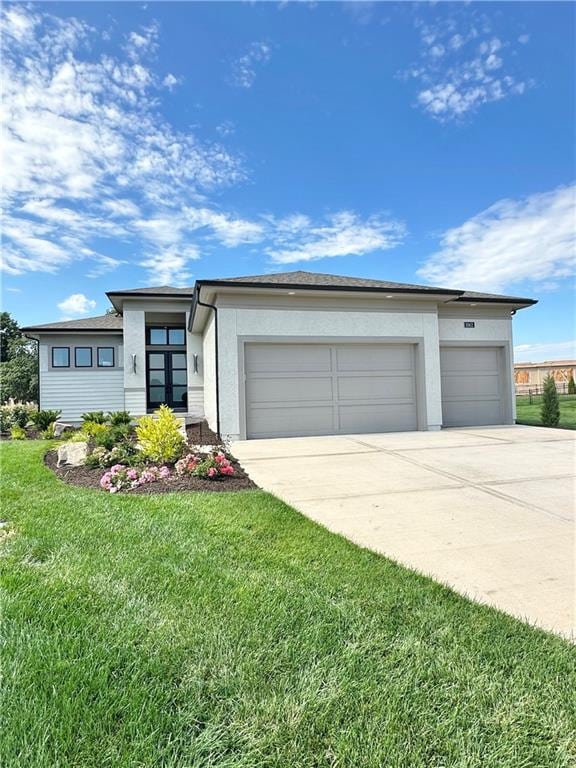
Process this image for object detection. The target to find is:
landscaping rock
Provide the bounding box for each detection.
[57,441,88,467]
[54,421,75,438]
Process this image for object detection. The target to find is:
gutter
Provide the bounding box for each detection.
[192,284,221,438]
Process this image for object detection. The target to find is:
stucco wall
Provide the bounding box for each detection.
[438,309,516,419]
[39,333,124,421]
[202,313,217,432]
[215,305,444,439]
[123,309,147,415]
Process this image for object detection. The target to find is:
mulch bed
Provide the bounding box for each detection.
[42,420,256,494]
[44,451,257,494]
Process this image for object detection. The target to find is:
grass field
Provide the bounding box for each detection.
[516,394,576,428]
[1,441,575,767]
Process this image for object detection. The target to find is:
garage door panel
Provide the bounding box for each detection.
[247,405,334,438]
[339,403,418,433]
[443,400,502,427]
[247,376,333,404]
[245,342,418,438]
[441,373,500,399]
[441,346,505,427]
[441,347,499,372]
[336,344,413,371]
[245,344,331,373]
[337,374,415,401]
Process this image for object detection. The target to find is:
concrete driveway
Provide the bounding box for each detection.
[232,426,575,639]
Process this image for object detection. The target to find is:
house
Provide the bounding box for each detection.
[514,359,576,394]
[22,271,537,440]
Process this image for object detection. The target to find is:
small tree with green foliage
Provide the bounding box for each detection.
[0,336,38,404]
[541,375,560,427]
[568,375,576,395]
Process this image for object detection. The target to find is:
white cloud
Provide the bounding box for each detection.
[57,293,97,316]
[265,211,406,264]
[124,22,159,61]
[0,7,407,286]
[1,6,244,284]
[406,11,531,121]
[518,34,530,45]
[514,340,576,364]
[230,42,271,89]
[162,73,180,90]
[418,185,576,292]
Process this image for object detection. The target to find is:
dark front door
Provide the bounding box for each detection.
[147,351,188,410]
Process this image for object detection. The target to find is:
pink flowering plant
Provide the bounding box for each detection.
[99,463,170,493]
[175,450,235,480]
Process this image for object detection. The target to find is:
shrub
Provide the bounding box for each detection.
[136,405,185,464]
[175,451,235,480]
[30,409,61,432]
[66,431,89,443]
[41,424,56,440]
[107,410,132,426]
[99,463,170,493]
[85,442,139,469]
[81,411,107,424]
[568,375,576,395]
[0,408,11,433]
[85,447,108,468]
[10,406,31,428]
[541,375,560,427]
[81,421,110,439]
[10,425,27,440]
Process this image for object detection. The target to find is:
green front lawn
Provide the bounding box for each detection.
[516,394,576,428]
[1,442,575,767]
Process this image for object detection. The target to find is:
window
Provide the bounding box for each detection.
[52,347,70,367]
[147,327,186,346]
[75,347,92,367]
[97,347,115,367]
[148,328,167,345]
[168,328,185,345]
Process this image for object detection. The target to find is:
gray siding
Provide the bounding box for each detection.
[39,334,124,422]
[40,369,125,421]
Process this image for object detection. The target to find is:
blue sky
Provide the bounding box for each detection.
[2,1,574,361]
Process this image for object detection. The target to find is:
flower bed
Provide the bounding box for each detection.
[44,407,256,494]
[45,449,255,494]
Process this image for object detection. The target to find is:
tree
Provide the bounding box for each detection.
[541,374,560,427]
[568,375,576,395]
[0,315,39,404]
[0,312,21,362]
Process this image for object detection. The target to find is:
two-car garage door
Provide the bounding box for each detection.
[245,342,418,439]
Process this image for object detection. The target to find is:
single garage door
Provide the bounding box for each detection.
[441,346,504,427]
[244,342,418,439]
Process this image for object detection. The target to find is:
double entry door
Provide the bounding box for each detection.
[146,351,188,410]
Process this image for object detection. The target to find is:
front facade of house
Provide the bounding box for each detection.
[23,271,537,440]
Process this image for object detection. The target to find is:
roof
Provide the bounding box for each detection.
[196,270,537,304]
[514,359,576,368]
[24,271,538,334]
[107,285,195,297]
[197,270,459,295]
[22,314,123,333]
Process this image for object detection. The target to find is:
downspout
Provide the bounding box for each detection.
[194,285,221,438]
[24,334,40,410]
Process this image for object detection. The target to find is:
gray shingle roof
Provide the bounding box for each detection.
[201,270,454,293]
[198,271,536,304]
[107,285,195,296]
[22,314,124,332]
